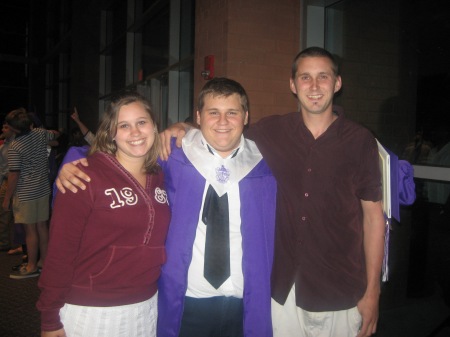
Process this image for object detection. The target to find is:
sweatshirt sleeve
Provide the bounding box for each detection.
[37,180,93,331]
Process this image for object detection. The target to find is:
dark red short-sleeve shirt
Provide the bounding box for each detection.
[246,111,382,311]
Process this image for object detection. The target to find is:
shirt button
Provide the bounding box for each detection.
[307,168,312,172]
[301,216,306,221]
[304,193,309,197]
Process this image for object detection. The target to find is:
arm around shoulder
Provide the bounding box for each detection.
[159,122,193,160]
[55,159,91,194]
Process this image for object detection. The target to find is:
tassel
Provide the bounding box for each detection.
[381,214,391,282]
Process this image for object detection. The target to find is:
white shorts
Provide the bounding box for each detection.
[60,293,158,337]
[272,285,362,337]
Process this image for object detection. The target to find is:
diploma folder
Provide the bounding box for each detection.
[377,140,400,222]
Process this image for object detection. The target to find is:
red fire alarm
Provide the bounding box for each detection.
[201,55,214,80]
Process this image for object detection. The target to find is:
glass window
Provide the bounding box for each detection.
[110,0,128,43]
[324,0,450,168]
[100,0,194,126]
[322,0,450,326]
[110,38,127,92]
[140,3,170,77]
[0,62,27,88]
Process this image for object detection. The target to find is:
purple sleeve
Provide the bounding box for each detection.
[52,145,90,207]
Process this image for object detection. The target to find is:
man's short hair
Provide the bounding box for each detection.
[291,46,340,79]
[5,108,32,133]
[197,77,249,113]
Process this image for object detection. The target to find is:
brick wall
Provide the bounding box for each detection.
[194,0,300,123]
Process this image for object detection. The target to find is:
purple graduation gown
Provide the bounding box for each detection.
[157,144,276,337]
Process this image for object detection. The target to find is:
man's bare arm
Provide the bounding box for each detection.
[55,158,91,194]
[356,199,385,337]
[2,171,19,210]
[159,122,192,161]
[71,107,90,137]
[59,121,193,192]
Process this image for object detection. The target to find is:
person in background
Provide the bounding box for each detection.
[0,124,27,269]
[51,108,94,206]
[37,91,170,337]
[0,123,27,269]
[0,122,16,252]
[160,47,385,337]
[27,112,61,186]
[1,123,27,269]
[68,127,88,147]
[54,78,277,337]
[3,108,57,279]
[70,107,95,145]
[401,129,433,165]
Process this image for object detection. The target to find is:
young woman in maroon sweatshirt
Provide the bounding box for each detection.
[37,92,170,337]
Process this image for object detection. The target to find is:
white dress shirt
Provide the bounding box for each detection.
[182,129,262,298]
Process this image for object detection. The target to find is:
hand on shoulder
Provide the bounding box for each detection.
[159,122,192,160]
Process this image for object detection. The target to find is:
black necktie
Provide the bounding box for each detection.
[202,185,230,289]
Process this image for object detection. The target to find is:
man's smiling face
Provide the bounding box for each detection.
[196,93,248,158]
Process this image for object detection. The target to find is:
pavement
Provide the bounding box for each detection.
[0,222,449,337]
[0,252,40,337]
